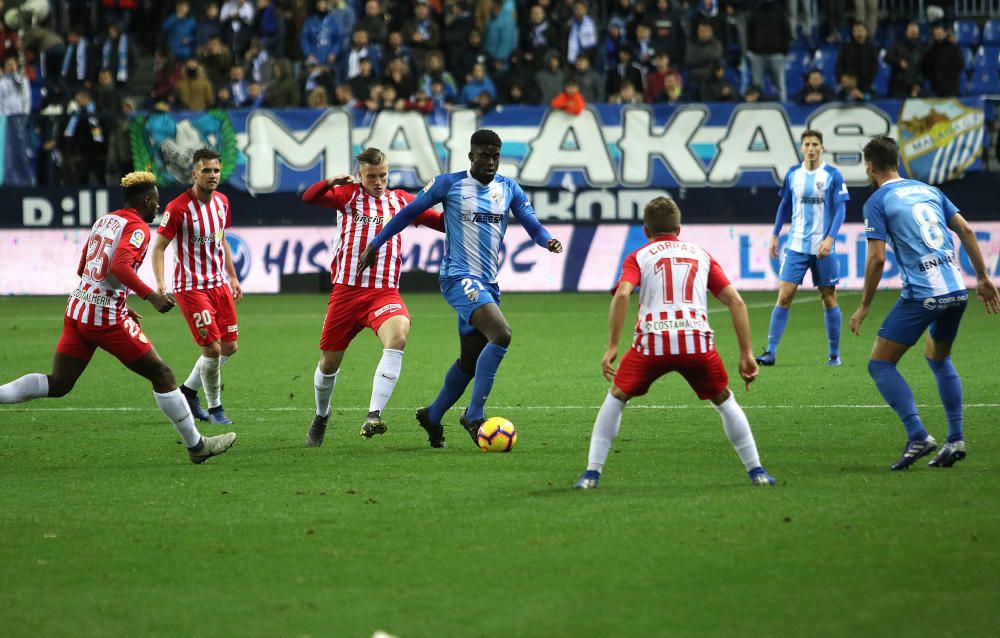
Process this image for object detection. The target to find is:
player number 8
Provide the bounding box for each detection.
[911,203,945,249]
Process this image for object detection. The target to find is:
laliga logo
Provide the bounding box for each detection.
[226,233,251,282]
[923,298,938,310]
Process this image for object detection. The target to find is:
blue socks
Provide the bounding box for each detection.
[927,356,964,442]
[824,305,841,357]
[766,305,789,354]
[465,343,508,422]
[868,359,928,441]
[427,360,474,425]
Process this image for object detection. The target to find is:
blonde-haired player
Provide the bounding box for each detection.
[0,172,236,463]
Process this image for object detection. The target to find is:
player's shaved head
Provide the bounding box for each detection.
[121,171,157,203]
[863,135,900,172]
[643,196,681,236]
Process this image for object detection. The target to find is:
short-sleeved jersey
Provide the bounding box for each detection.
[779,162,850,255]
[617,234,731,356]
[158,189,231,293]
[66,208,150,326]
[863,177,963,299]
[310,184,425,288]
[418,171,545,283]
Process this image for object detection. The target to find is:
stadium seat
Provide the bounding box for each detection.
[873,59,891,97]
[967,68,1000,95]
[811,49,838,86]
[954,20,980,47]
[962,46,976,71]
[979,46,1000,70]
[982,18,1000,45]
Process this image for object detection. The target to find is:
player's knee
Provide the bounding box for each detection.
[222,341,238,357]
[47,377,75,398]
[492,326,512,348]
[155,362,177,388]
[385,333,407,350]
[867,359,891,378]
[203,341,223,358]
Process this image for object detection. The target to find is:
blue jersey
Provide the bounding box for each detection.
[863,178,963,299]
[370,170,551,284]
[777,162,849,255]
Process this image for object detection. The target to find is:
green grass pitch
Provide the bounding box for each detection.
[1,291,998,637]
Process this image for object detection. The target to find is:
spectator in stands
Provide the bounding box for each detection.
[104,97,134,186]
[228,64,251,106]
[746,0,791,101]
[459,61,496,103]
[264,58,300,106]
[357,0,388,43]
[634,22,657,69]
[524,4,560,70]
[149,45,180,108]
[340,28,382,82]
[379,83,400,111]
[98,23,136,91]
[685,22,723,89]
[835,22,877,95]
[60,89,105,186]
[302,59,337,99]
[453,29,485,81]
[243,37,274,85]
[572,54,604,103]
[245,80,265,107]
[92,68,123,116]
[922,22,963,97]
[836,71,869,100]
[690,0,729,55]
[383,57,415,100]
[175,59,215,110]
[646,0,687,65]
[164,1,198,61]
[609,78,643,104]
[497,53,538,104]
[333,83,359,108]
[787,0,816,47]
[402,0,440,71]
[566,1,598,65]
[608,47,646,100]
[743,84,764,102]
[101,0,137,34]
[442,1,475,74]
[0,17,19,64]
[885,21,925,98]
[603,17,628,72]
[328,0,356,41]
[535,51,565,105]
[349,56,378,98]
[0,57,31,115]
[197,3,223,49]
[699,62,735,101]
[61,28,94,91]
[216,85,236,107]
[384,31,415,74]
[254,0,284,56]
[644,52,682,103]
[551,78,585,115]
[302,1,344,71]
[200,36,232,90]
[484,0,517,71]
[853,0,876,40]
[610,0,637,32]
[795,68,836,103]
[473,89,498,115]
[306,86,330,108]
[220,0,255,60]
[419,51,458,102]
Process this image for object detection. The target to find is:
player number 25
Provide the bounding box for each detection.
[84,235,114,282]
[654,257,699,304]
[911,203,945,249]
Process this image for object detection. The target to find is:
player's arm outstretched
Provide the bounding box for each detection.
[510,182,563,253]
[948,213,1000,313]
[715,285,758,389]
[601,281,634,381]
[356,181,445,272]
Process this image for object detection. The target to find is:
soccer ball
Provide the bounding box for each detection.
[476,417,518,452]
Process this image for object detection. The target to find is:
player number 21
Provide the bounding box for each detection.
[654,257,699,304]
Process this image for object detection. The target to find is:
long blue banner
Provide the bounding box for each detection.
[130,98,985,194]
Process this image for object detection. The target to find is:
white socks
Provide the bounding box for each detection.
[154,388,202,447]
[0,373,49,403]
[369,349,403,414]
[314,366,339,417]
[184,354,229,391]
[199,356,223,408]
[587,392,626,472]
[713,393,761,471]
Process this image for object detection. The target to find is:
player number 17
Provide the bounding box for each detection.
[654,257,699,304]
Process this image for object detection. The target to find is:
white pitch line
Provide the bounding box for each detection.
[4,402,998,413]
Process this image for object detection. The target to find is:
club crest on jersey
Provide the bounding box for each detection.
[466,288,480,302]
[129,229,145,248]
[159,211,170,227]
[199,328,208,338]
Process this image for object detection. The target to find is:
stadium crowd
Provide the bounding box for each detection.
[0,0,997,186]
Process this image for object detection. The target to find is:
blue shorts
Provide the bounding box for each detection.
[878,292,968,346]
[441,276,501,336]
[779,249,840,287]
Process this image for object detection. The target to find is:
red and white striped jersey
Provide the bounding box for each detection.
[303,182,443,288]
[158,189,231,293]
[617,234,731,356]
[66,208,151,326]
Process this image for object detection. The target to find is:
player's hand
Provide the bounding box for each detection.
[327,173,356,187]
[768,235,779,260]
[356,246,377,274]
[126,307,143,323]
[976,277,1000,314]
[600,346,618,382]
[147,291,176,314]
[229,276,244,303]
[849,305,869,335]
[547,238,563,253]
[817,236,834,258]
[738,354,758,390]
[156,282,167,296]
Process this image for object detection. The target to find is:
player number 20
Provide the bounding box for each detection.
[654,257,699,304]
[911,203,945,249]
[192,310,213,328]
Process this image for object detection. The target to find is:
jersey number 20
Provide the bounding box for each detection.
[654,257,699,304]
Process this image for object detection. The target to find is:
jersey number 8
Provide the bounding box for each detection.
[911,203,945,250]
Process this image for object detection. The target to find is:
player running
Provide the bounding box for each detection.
[357,129,563,448]
[0,172,236,464]
[574,196,776,489]
[849,135,999,470]
[757,130,849,367]
[152,148,243,426]
[301,147,444,446]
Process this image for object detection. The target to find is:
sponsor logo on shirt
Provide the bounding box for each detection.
[129,229,145,248]
[800,196,825,204]
[644,318,708,332]
[227,325,239,332]
[917,253,954,272]
[71,287,116,307]
[191,234,221,244]
[923,293,967,310]
[374,303,402,317]
[461,211,503,223]
[354,214,384,224]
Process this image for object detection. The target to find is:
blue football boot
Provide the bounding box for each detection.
[748,467,777,485]
[574,470,601,489]
[207,405,234,425]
